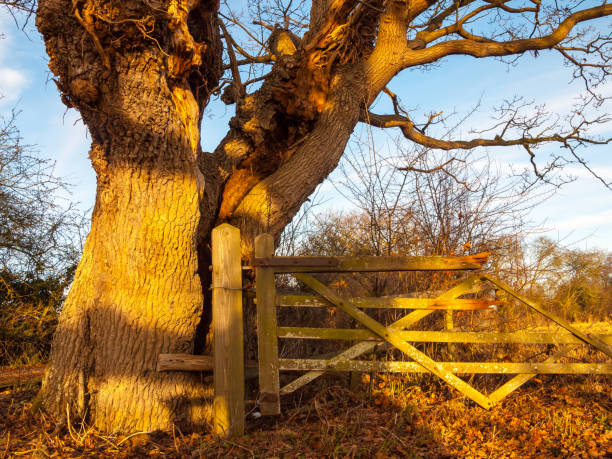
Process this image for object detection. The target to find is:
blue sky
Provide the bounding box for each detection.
[0,10,610,251]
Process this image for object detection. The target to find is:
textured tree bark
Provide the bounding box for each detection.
[43,143,212,432]
[227,70,364,253]
[37,0,222,432]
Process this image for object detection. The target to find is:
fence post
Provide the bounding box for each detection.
[255,233,281,415]
[212,224,244,437]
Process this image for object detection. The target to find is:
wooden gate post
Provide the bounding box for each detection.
[255,233,281,415]
[212,224,244,437]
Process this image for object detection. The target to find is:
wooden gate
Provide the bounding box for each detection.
[157,224,612,437]
[252,232,612,415]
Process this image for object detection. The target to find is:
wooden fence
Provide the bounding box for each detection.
[158,224,612,438]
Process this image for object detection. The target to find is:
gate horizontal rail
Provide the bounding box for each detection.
[252,253,490,272]
[156,355,612,376]
[276,327,612,344]
[278,359,612,374]
[275,294,499,310]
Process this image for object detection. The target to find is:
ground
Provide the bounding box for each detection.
[1,374,610,458]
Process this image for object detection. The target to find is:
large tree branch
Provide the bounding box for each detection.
[402,3,612,67]
[361,111,610,150]
[303,0,360,50]
[361,110,611,187]
[363,0,414,97]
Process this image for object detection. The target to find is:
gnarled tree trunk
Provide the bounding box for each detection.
[37,0,222,431]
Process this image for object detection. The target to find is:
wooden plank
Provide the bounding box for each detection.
[0,364,45,388]
[158,354,215,371]
[252,256,339,267]
[279,276,485,395]
[276,327,612,344]
[156,354,259,379]
[446,309,456,359]
[482,275,612,358]
[278,359,612,374]
[295,273,493,409]
[255,233,281,415]
[445,310,454,330]
[212,224,245,437]
[276,294,499,310]
[253,253,490,273]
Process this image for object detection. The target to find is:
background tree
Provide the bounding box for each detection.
[520,238,612,321]
[281,137,543,324]
[26,0,612,432]
[0,111,84,274]
[551,245,612,321]
[0,111,85,366]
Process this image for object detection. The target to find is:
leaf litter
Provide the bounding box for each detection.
[0,374,610,458]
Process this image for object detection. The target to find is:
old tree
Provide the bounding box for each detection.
[25,0,611,431]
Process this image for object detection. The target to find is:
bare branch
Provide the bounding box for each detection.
[218,18,244,97]
[360,100,611,188]
[402,4,612,68]
[361,110,605,149]
[398,157,459,173]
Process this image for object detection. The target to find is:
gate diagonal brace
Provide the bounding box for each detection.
[279,276,485,396]
[295,274,493,409]
[481,275,612,358]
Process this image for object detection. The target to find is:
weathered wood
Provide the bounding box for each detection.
[158,354,215,371]
[445,309,456,358]
[252,256,339,267]
[212,224,244,437]
[445,310,454,329]
[482,275,612,358]
[276,294,499,310]
[279,276,485,395]
[156,354,259,378]
[276,327,612,344]
[253,253,490,273]
[295,273,493,409]
[278,359,612,374]
[272,269,611,407]
[255,233,281,415]
[279,341,383,395]
[0,364,45,388]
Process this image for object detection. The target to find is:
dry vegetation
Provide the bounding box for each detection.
[1,373,610,458]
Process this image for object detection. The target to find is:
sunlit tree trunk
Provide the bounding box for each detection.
[37,0,222,431]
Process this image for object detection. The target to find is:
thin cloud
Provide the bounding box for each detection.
[0,16,30,106]
[0,67,29,103]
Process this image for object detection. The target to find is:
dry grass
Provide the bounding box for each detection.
[1,373,610,458]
